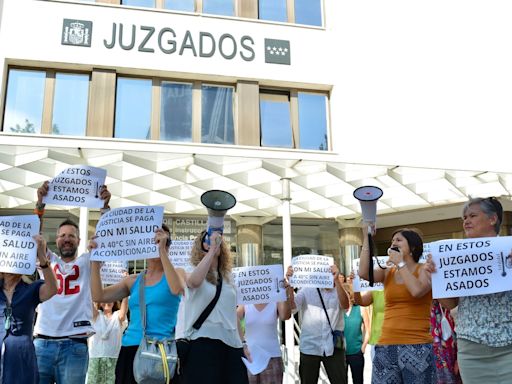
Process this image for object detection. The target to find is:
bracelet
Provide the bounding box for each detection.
[100,207,111,215]
[40,262,49,269]
[36,202,46,211]
[34,208,45,217]
[242,340,247,346]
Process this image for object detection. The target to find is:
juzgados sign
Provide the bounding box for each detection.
[62,19,291,65]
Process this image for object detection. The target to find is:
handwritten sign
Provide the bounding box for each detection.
[43,165,107,208]
[232,265,287,305]
[169,240,194,272]
[100,261,128,285]
[0,215,39,274]
[289,255,334,288]
[90,206,164,261]
[431,236,512,299]
[351,257,387,291]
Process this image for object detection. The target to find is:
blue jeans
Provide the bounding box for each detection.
[34,338,89,384]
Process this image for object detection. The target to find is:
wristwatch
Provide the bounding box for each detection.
[396,261,406,270]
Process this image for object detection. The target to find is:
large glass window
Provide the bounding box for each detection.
[201,85,234,144]
[164,0,195,11]
[52,73,89,136]
[259,0,287,22]
[121,0,155,8]
[3,69,45,133]
[260,93,292,148]
[298,93,328,150]
[160,82,193,142]
[114,78,152,140]
[294,0,322,26]
[202,0,234,16]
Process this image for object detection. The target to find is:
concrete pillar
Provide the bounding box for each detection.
[232,217,275,267]
[336,218,363,276]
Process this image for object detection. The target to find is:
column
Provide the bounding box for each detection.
[336,218,363,276]
[233,217,275,267]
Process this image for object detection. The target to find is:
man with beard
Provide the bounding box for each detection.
[33,180,111,384]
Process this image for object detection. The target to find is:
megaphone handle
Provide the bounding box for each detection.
[368,233,374,287]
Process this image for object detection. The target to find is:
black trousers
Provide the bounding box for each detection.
[115,345,138,384]
[299,348,347,384]
[180,337,248,384]
[346,351,365,384]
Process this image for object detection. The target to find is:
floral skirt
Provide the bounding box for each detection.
[87,357,118,384]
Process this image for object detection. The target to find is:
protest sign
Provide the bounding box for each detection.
[351,257,387,291]
[100,261,128,285]
[232,264,287,305]
[169,240,194,272]
[289,255,334,288]
[90,206,164,261]
[0,215,40,274]
[431,236,512,299]
[43,165,107,208]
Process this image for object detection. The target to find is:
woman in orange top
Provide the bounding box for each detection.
[358,226,434,384]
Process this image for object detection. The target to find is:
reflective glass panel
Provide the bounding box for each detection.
[294,0,322,26]
[114,78,152,140]
[203,0,234,16]
[160,82,193,142]
[201,85,234,144]
[121,0,155,8]
[298,93,328,150]
[52,73,89,136]
[259,0,287,22]
[3,69,45,134]
[260,93,292,148]
[164,0,194,12]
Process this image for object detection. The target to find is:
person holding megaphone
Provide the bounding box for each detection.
[358,225,435,384]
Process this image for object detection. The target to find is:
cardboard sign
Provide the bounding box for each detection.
[90,206,164,261]
[232,264,287,305]
[0,215,40,274]
[43,165,107,208]
[168,240,194,272]
[430,236,512,299]
[289,255,334,288]
[100,261,128,285]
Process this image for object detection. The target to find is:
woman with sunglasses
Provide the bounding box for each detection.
[179,230,249,384]
[439,197,512,383]
[0,234,57,384]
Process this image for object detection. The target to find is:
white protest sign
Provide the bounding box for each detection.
[169,240,194,273]
[351,257,387,291]
[100,261,128,285]
[90,206,164,261]
[289,255,334,288]
[0,215,40,274]
[43,165,107,208]
[232,264,287,305]
[431,236,512,299]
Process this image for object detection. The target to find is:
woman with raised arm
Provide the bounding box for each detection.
[439,197,512,383]
[358,225,434,384]
[90,224,184,384]
[0,234,57,384]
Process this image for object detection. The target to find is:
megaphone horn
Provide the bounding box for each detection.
[353,186,383,223]
[201,190,236,244]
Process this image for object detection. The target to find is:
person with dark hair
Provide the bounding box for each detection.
[438,197,512,383]
[86,298,128,384]
[33,181,111,384]
[179,230,249,384]
[358,226,434,384]
[90,224,184,384]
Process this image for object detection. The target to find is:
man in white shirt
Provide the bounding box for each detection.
[33,181,111,384]
[287,264,349,384]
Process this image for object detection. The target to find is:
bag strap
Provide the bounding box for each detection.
[317,288,334,334]
[139,271,147,337]
[192,268,223,330]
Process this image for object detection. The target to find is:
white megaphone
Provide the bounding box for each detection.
[353,186,383,223]
[201,190,237,245]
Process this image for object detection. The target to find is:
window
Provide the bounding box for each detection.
[160,82,193,142]
[114,77,152,140]
[201,85,234,144]
[3,69,45,133]
[298,92,328,150]
[164,0,195,11]
[259,0,287,22]
[259,92,292,148]
[294,0,322,26]
[121,0,155,8]
[202,0,234,16]
[52,73,89,136]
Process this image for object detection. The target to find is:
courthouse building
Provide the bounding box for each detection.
[0,0,511,272]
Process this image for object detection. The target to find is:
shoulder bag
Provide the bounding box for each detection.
[317,288,344,350]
